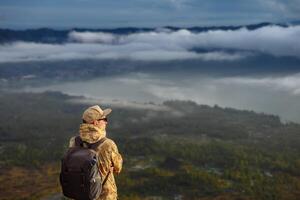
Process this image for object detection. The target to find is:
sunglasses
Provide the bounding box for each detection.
[98,118,108,122]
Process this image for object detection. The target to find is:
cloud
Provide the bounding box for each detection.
[0,25,300,63]
[69,97,172,111]
[68,31,116,43]
[26,71,300,122]
[218,73,300,95]
[262,0,287,12]
[0,41,245,62]
[259,0,300,17]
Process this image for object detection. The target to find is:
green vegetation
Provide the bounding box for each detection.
[0,91,299,199]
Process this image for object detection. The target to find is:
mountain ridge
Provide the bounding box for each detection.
[0,22,290,43]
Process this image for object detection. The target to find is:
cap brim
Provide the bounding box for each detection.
[102,108,112,117]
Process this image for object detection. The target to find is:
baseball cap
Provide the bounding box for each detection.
[82,105,112,123]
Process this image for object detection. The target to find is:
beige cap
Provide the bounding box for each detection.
[82,105,112,123]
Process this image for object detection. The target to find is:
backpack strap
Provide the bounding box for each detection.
[102,169,111,186]
[74,136,107,150]
[90,137,107,150]
[74,136,82,147]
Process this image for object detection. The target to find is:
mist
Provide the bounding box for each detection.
[1,25,300,63]
[23,71,300,123]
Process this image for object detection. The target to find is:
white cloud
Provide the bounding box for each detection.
[218,73,300,95]
[69,97,172,111]
[68,31,116,43]
[26,71,300,122]
[0,25,300,62]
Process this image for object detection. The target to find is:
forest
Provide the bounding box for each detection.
[0,91,299,200]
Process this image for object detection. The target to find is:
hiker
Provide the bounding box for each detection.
[67,105,123,200]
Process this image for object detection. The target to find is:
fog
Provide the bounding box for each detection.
[24,72,300,123]
[2,25,300,63]
[2,25,300,122]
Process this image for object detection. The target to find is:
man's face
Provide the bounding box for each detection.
[95,118,108,130]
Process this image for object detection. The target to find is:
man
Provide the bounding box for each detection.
[69,105,123,200]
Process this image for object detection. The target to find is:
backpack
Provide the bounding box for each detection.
[60,136,108,200]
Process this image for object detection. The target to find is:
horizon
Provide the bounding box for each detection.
[0,21,298,30]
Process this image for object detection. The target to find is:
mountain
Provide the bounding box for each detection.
[0,91,300,199]
[0,22,288,44]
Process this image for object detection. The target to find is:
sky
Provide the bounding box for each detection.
[0,0,300,28]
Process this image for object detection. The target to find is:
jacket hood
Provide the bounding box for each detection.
[79,123,106,143]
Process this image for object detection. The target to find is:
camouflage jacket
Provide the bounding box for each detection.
[69,124,123,200]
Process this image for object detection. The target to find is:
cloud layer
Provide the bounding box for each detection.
[26,72,300,122]
[0,25,300,62]
[218,74,300,95]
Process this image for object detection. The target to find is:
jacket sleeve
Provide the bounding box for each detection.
[110,141,123,174]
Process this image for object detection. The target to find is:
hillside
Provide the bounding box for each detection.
[0,91,299,199]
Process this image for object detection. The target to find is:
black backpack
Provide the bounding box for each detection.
[60,136,108,200]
